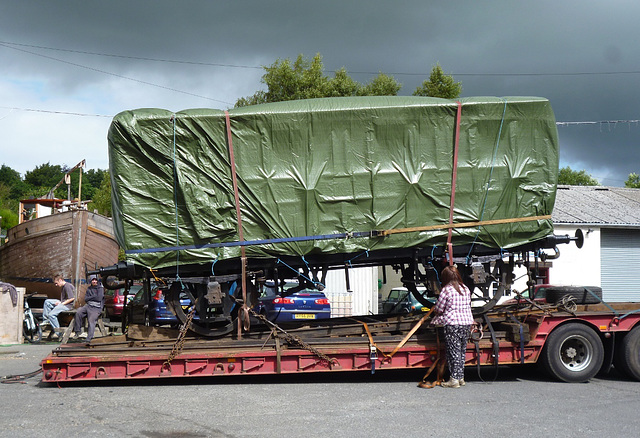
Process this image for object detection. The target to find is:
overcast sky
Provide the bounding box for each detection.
[1,1,638,186]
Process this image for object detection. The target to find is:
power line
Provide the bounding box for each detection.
[0,42,235,106]
[0,106,112,118]
[2,39,640,78]
[0,40,262,70]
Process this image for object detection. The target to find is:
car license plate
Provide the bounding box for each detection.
[294,313,315,319]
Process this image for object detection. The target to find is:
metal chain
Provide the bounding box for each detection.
[251,309,336,366]
[164,303,196,368]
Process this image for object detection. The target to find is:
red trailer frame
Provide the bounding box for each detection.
[41,302,640,384]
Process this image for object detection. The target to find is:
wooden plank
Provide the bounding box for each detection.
[5,212,74,241]
[87,213,116,236]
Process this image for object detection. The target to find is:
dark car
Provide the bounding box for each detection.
[104,284,141,319]
[127,283,197,327]
[255,282,331,322]
[380,287,434,314]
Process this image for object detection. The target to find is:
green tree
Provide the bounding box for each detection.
[0,182,12,211]
[74,168,107,202]
[89,172,112,217]
[235,91,267,108]
[235,53,402,107]
[325,68,359,97]
[0,183,10,205]
[0,165,29,203]
[0,207,18,230]
[625,173,640,188]
[0,165,21,187]
[23,162,64,193]
[558,166,599,186]
[413,64,462,99]
[357,72,402,96]
[0,167,20,230]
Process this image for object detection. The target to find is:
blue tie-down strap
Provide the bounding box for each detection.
[370,345,378,374]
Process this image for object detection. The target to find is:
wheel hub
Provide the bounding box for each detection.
[561,337,591,371]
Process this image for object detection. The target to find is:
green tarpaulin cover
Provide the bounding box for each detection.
[108,96,558,270]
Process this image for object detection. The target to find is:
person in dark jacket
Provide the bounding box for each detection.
[72,275,104,343]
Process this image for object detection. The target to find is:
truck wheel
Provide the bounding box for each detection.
[545,286,602,305]
[614,326,640,381]
[541,323,604,382]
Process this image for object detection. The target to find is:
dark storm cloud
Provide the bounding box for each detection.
[1,0,639,184]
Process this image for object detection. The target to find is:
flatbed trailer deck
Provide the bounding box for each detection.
[40,301,640,384]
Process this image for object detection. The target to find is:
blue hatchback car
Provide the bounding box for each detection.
[256,282,331,322]
[127,283,197,327]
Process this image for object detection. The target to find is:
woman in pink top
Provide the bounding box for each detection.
[432,265,475,388]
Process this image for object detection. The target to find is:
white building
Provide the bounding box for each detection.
[542,185,640,302]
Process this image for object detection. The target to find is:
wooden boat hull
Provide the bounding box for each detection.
[0,210,119,302]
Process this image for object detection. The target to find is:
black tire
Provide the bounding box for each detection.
[545,286,602,305]
[614,326,640,381]
[23,320,42,344]
[541,323,604,382]
[34,323,42,343]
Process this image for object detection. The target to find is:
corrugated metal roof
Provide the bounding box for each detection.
[553,185,640,226]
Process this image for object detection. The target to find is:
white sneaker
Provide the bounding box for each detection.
[459,378,466,386]
[441,378,460,388]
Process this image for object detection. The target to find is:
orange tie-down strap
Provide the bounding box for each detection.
[417,331,447,389]
[356,308,434,360]
[356,309,448,388]
[377,214,552,237]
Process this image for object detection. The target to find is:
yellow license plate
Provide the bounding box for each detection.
[294,313,315,319]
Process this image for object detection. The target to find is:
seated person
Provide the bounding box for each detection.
[42,275,75,331]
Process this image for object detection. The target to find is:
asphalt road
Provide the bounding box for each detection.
[1,341,640,438]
